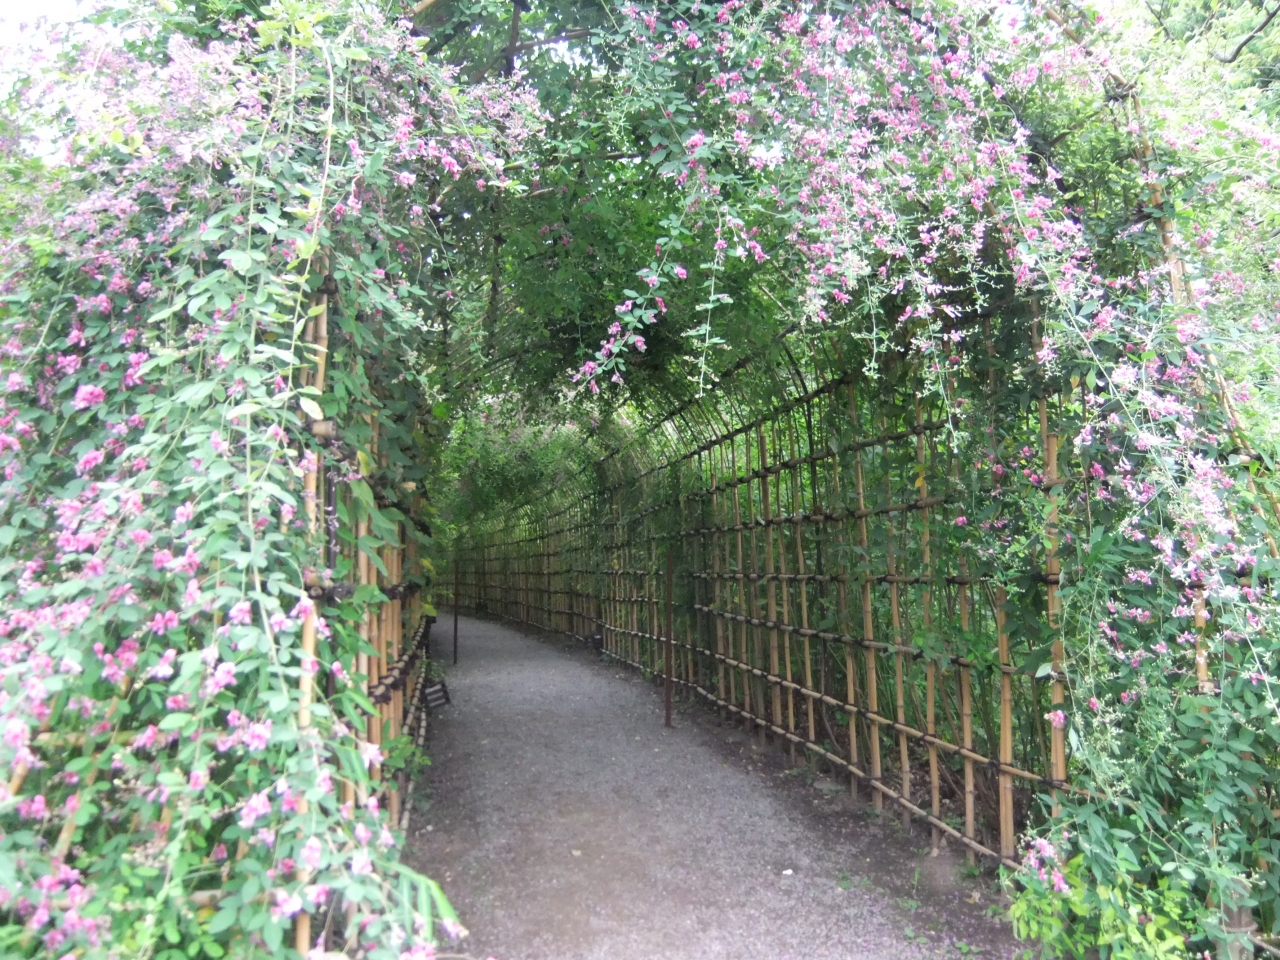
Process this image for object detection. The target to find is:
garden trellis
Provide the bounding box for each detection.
[6,0,1280,957]
[454,324,1080,868]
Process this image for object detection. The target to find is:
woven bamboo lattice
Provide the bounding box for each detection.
[451,333,1095,870]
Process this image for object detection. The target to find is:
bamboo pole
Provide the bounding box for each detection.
[831,453,858,796]
[854,413,882,810]
[758,426,783,732]
[996,586,1016,860]
[793,426,815,746]
[730,438,749,726]
[670,547,680,727]
[294,252,329,955]
[916,398,939,852]
[776,424,796,758]
[1040,397,1067,808]
[887,459,910,827]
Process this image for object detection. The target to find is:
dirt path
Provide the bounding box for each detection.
[403,616,1020,960]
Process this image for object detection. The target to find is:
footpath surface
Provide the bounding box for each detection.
[402,615,1019,960]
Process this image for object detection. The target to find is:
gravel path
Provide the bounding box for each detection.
[403,616,1020,960]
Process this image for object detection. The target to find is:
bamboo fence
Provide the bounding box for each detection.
[450,357,1083,870]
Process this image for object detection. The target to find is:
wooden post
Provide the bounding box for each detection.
[794,433,815,746]
[758,426,783,731]
[294,250,329,956]
[996,586,1016,860]
[917,399,939,853]
[1040,399,1067,810]
[887,462,910,828]
[665,546,674,728]
[854,424,882,810]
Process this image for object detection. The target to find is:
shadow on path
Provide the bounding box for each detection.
[402,615,1020,960]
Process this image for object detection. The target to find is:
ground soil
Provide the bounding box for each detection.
[402,615,1024,960]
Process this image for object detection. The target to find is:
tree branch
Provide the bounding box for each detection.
[512,29,591,53]
[1213,3,1280,63]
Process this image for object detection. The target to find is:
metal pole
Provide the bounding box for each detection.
[664,547,674,728]
[453,555,460,666]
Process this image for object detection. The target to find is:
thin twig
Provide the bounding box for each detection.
[1213,4,1280,62]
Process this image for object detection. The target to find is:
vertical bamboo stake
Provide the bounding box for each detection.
[996,586,1015,860]
[1194,586,1210,693]
[712,457,727,713]
[665,547,675,728]
[731,439,750,725]
[776,425,796,757]
[1040,397,1067,808]
[887,457,910,825]
[832,457,858,795]
[759,426,782,731]
[744,435,762,737]
[917,399,939,852]
[959,572,975,863]
[854,423,882,810]
[387,539,402,825]
[294,251,330,957]
[793,428,815,745]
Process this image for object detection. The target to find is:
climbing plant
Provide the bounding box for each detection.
[0,1,538,955]
[6,0,1280,957]
[437,2,1280,958]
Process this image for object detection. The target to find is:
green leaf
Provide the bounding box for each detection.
[159,713,192,731]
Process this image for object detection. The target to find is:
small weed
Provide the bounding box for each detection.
[897,897,921,912]
[959,861,983,880]
[837,871,853,891]
[903,927,929,945]
[956,942,982,956]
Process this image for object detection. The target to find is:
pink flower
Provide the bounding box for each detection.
[271,889,302,920]
[189,767,210,792]
[74,450,104,476]
[239,789,271,828]
[1088,697,1100,712]
[72,385,106,410]
[243,720,272,752]
[673,264,687,279]
[300,836,323,871]
[1044,709,1066,729]
[228,601,253,626]
[152,549,174,570]
[202,661,237,697]
[172,547,200,575]
[1051,869,1070,894]
[633,336,646,352]
[174,501,195,524]
[133,725,158,750]
[148,609,180,635]
[130,529,153,548]
[165,694,190,711]
[954,516,967,526]
[350,850,373,876]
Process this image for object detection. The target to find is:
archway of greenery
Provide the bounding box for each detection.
[3,0,1280,957]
